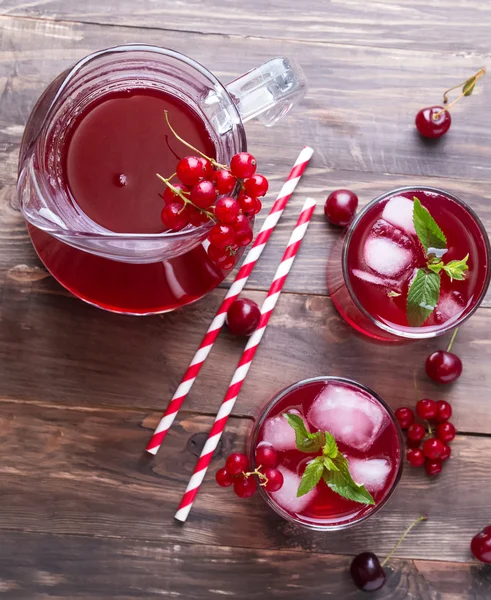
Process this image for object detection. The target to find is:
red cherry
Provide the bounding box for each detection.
[407,448,425,467]
[225,453,249,476]
[255,444,278,469]
[215,467,234,487]
[230,152,257,179]
[324,189,358,227]
[186,205,209,227]
[425,459,443,476]
[435,400,452,423]
[416,399,438,420]
[163,183,188,205]
[213,169,237,194]
[407,423,426,443]
[233,213,252,235]
[436,422,456,443]
[415,106,451,139]
[263,468,284,492]
[215,197,240,224]
[190,180,217,209]
[176,156,208,186]
[440,443,451,461]
[422,437,445,460]
[350,553,386,592]
[233,475,257,498]
[161,202,189,231]
[471,526,491,563]
[395,407,415,429]
[244,174,268,197]
[209,224,236,249]
[226,298,261,336]
[426,350,462,384]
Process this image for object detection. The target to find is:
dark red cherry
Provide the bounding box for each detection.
[426,350,462,384]
[350,552,386,592]
[226,298,261,336]
[415,106,452,139]
[471,526,491,564]
[324,189,358,227]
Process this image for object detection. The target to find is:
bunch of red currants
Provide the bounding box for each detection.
[395,399,456,476]
[160,151,268,270]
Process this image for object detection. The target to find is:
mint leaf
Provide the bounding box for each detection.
[427,261,444,275]
[323,432,338,459]
[442,254,469,281]
[323,456,339,472]
[413,197,447,254]
[283,413,325,453]
[297,457,324,497]
[407,269,441,326]
[323,459,375,505]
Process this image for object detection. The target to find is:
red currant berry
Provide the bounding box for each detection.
[263,468,284,492]
[225,453,249,476]
[440,443,451,461]
[233,475,257,498]
[324,189,358,227]
[215,197,240,224]
[422,437,445,460]
[230,152,257,179]
[471,526,491,564]
[215,467,234,487]
[415,106,451,139]
[198,157,214,180]
[416,399,438,420]
[161,202,189,231]
[435,400,452,423]
[186,205,209,227]
[407,423,426,443]
[190,180,217,209]
[426,350,462,384]
[163,183,188,205]
[238,193,257,216]
[213,169,237,194]
[244,174,268,197]
[395,407,415,429]
[236,228,253,247]
[255,444,278,469]
[233,213,252,235]
[208,245,232,266]
[209,224,236,249]
[425,459,443,476]
[407,448,425,467]
[226,298,261,336]
[407,437,422,449]
[176,156,208,186]
[436,422,456,443]
[252,198,262,215]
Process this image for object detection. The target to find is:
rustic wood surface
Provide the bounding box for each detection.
[1,2,491,598]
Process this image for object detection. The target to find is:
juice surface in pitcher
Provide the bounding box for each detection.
[30,87,230,314]
[255,379,401,528]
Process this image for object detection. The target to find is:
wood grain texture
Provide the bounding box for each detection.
[1,0,491,54]
[0,398,490,564]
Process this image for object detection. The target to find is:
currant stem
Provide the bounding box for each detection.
[243,466,269,487]
[164,111,228,170]
[156,173,191,206]
[381,516,427,567]
[447,327,459,353]
[425,420,433,437]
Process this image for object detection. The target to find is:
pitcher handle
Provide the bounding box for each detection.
[225,58,307,127]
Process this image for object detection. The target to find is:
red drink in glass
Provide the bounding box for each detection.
[328,187,491,341]
[251,377,402,530]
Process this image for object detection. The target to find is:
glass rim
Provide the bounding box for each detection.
[25,43,247,241]
[250,376,404,532]
[342,185,491,340]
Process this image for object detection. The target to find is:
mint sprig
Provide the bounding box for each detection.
[406,197,469,327]
[283,415,375,505]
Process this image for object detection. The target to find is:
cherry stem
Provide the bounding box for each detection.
[447,327,459,353]
[434,67,486,120]
[381,516,427,567]
[164,110,228,170]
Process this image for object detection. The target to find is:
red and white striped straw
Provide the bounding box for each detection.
[145,147,314,455]
[174,197,316,522]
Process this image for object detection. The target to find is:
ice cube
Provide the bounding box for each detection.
[371,219,414,250]
[348,458,392,492]
[307,384,387,452]
[270,465,317,515]
[432,291,466,324]
[351,269,403,293]
[364,236,414,277]
[262,409,304,452]
[382,196,416,234]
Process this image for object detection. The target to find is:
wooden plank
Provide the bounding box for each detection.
[0,399,490,564]
[2,282,490,434]
[1,15,491,190]
[2,532,485,600]
[1,0,491,54]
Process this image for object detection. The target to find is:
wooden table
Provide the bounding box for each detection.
[1,2,491,598]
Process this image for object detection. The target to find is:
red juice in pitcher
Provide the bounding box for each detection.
[252,377,402,529]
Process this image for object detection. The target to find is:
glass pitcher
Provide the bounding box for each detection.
[17,44,307,315]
